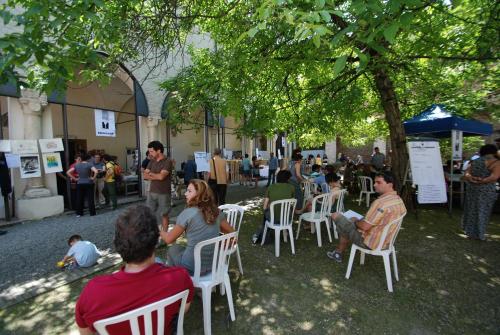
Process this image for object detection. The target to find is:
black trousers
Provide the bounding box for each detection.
[209,183,227,206]
[76,183,96,216]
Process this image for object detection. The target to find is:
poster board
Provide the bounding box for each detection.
[11,140,38,154]
[194,152,210,172]
[39,138,64,153]
[407,141,447,204]
[0,140,11,152]
[451,130,463,161]
[95,109,116,137]
[5,153,21,168]
[42,152,63,173]
[20,154,41,178]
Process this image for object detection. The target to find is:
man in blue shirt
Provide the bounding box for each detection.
[242,154,252,186]
[266,152,279,186]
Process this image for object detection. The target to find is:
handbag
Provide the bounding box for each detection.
[208,158,217,185]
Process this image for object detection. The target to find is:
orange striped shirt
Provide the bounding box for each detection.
[362,191,406,249]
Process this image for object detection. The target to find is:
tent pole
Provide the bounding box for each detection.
[449,147,453,215]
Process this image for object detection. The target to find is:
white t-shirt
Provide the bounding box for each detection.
[67,241,101,267]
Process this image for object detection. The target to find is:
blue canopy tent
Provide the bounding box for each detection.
[403,104,493,213]
[403,104,493,138]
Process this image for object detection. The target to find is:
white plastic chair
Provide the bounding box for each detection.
[218,204,245,275]
[93,289,190,335]
[358,176,375,207]
[261,199,297,257]
[301,180,314,208]
[296,193,332,247]
[191,232,238,335]
[345,214,406,292]
[330,189,348,239]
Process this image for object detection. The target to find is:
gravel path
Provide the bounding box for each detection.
[0,183,264,294]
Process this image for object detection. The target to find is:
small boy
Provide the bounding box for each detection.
[59,235,101,268]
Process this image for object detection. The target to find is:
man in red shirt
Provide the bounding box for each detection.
[75,205,194,335]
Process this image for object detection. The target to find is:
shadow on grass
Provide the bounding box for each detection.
[1,190,499,334]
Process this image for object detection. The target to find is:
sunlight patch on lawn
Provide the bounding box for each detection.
[299,321,314,330]
[250,305,265,316]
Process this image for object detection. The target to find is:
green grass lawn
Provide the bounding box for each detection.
[1,194,499,335]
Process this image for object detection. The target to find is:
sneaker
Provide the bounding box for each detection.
[76,215,81,218]
[251,234,259,245]
[326,251,342,263]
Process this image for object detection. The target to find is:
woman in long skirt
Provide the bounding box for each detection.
[462,144,500,240]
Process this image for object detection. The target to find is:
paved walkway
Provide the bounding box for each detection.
[0,182,264,308]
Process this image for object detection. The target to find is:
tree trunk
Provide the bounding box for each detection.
[372,67,413,208]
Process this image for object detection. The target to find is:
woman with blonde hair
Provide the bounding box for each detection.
[160,179,235,274]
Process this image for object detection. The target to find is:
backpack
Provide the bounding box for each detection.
[111,162,123,182]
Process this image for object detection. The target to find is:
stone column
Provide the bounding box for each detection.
[146,117,159,142]
[19,89,51,198]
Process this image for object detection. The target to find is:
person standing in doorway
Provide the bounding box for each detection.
[93,153,106,207]
[267,152,279,186]
[102,154,118,210]
[208,148,228,205]
[143,141,173,223]
[67,153,97,217]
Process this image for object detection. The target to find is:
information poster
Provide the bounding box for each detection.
[5,153,21,168]
[39,138,64,153]
[20,154,41,178]
[451,130,463,161]
[42,152,63,173]
[0,140,11,152]
[11,140,38,154]
[95,109,116,137]
[194,152,210,172]
[407,141,447,204]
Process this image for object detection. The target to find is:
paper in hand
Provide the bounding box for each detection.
[343,210,364,221]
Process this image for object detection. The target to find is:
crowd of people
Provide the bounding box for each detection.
[56,140,498,333]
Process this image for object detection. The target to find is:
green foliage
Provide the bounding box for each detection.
[0,0,497,149]
[161,0,498,146]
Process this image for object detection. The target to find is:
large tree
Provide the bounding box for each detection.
[163,0,499,194]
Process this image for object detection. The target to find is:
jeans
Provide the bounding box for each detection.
[266,169,277,186]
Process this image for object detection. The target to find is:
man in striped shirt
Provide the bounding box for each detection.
[327,172,407,263]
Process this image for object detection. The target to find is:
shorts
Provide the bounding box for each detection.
[243,170,251,177]
[334,215,370,249]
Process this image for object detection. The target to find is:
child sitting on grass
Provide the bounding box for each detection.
[59,234,101,268]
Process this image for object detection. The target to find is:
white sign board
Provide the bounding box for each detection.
[194,152,210,172]
[39,138,64,153]
[42,152,63,173]
[407,141,447,204]
[223,149,233,160]
[95,109,116,137]
[0,140,11,152]
[5,153,21,168]
[325,141,336,163]
[11,140,38,154]
[259,151,270,160]
[451,130,463,161]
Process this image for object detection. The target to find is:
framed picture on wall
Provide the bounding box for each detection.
[42,152,63,173]
[20,154,41,178]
